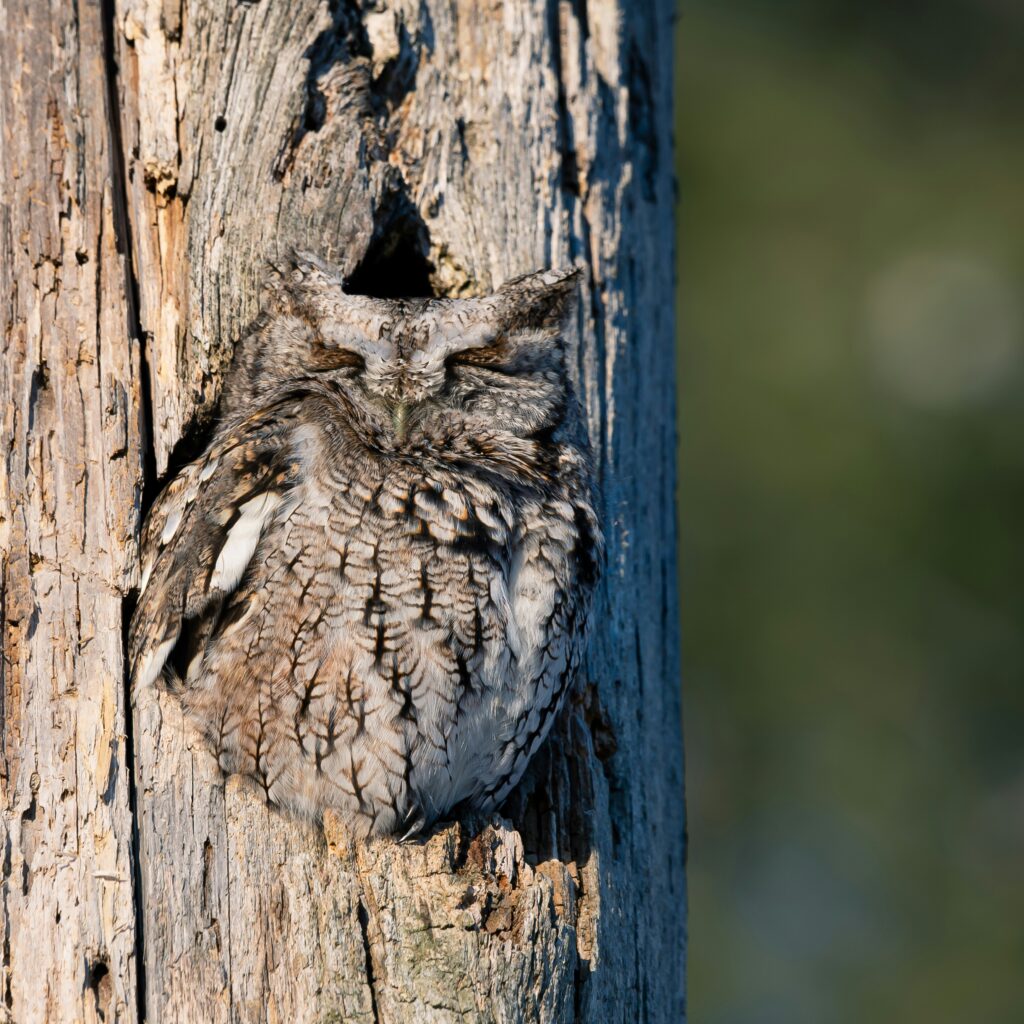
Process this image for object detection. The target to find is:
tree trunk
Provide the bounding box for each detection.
[1,0,684,1021]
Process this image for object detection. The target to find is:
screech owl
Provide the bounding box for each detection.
[129,251,602,839]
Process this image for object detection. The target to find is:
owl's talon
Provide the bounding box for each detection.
[397,804,428,843]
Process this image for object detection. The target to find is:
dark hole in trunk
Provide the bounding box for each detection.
[346,196,435,298]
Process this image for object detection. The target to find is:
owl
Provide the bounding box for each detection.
[129,252,602,839]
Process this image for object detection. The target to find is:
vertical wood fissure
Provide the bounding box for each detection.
[356,899,382,1024]
[100,0,151,1019]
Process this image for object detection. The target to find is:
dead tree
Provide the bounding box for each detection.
[0,1,684,1020]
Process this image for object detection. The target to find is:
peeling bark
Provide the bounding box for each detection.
[1,0,683,1020]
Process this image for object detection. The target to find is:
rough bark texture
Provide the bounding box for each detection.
[1,0,683,1021]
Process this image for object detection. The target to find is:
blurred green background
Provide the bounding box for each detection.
[676,2,1024,1021]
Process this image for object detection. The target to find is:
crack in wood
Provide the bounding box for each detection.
[101,1,151,1020]
[356,899,382,1024]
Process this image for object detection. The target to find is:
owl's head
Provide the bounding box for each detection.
[225,252,581,448]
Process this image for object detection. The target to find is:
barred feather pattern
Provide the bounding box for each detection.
[130,254,601,838]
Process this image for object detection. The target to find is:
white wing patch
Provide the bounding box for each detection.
[134,637,178,691]
[139,559,155,596]
[209,492,283,593]
[160,507,184,545]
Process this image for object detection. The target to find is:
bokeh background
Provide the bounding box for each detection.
[676,2,1024,1021]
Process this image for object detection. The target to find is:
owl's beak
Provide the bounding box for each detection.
[392,401,410,443]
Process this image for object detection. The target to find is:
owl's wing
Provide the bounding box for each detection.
[129,404,300,691]
[470,487,603,812]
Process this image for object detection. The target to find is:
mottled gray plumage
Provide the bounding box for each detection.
[130,252,601,838]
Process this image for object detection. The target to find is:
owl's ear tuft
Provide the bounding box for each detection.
[497,265,583,330]
[260,249,346,312]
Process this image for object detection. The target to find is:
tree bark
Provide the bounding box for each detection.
[1,0,683,1021]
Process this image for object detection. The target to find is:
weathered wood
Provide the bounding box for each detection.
[0,3,144,1021]
[2,0,682,1019]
